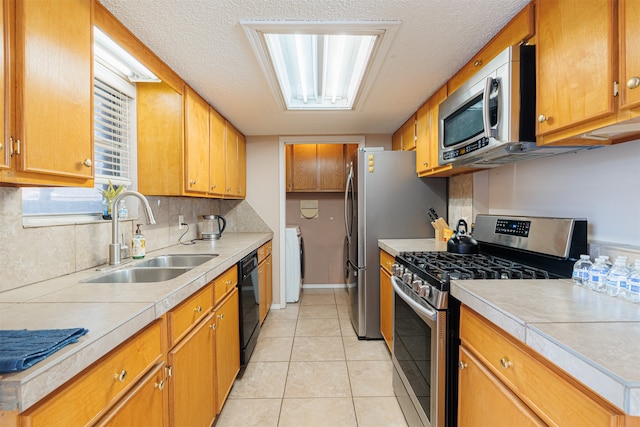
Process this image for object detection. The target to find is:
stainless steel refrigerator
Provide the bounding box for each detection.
[344,148,447,339]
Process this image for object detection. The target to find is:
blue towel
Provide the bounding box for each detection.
[0,328,88,373]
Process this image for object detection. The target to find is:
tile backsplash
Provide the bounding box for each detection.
[0,187,270,293]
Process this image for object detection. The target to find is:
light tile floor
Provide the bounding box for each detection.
[215,288,408,427]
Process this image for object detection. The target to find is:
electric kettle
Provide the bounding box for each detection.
[199,215,226,240]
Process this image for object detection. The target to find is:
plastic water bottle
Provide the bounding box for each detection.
[605,258,628,297]
[572,255,592,286]
[627,260,640,303]
[588,256,610,292]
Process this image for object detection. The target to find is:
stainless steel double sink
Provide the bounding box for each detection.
[82,254,218,283]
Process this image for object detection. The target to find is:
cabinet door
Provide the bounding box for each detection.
[258,259,268,324]
[401,115,416,150]
[620,0,640,110]
[137,82,184,196]
[427,86,448,171]
[536,0,615,136]
[168,312,216,427]
[96,362,167,427]
[379,266,392,352]
[15,0,93,183]
[236,131,246,197]
[184,87,210,194]
[0,0,7,171]
[415,102,430,173]
[458,346,545,427]
[224,122,238,195]
[209,108,226,195]
[317,143,344,190]
[266,253,273,311]
[291,144,317,190]
[391,128,402,151]
[215,288,240,413]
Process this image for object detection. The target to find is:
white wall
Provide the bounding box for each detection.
[473,139,640,245]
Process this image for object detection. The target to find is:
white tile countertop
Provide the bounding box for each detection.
[379,238,640,416]
[0,232,272,413]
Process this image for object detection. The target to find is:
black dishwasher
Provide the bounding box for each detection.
[238,250,260,368]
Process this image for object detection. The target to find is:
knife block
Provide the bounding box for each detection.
[431,217,449,241]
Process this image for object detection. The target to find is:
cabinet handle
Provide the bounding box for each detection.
[473,60,482,67]
[13,138,20,155]
[189,180,197,185]
[628,77,640,90]
[114,370,128,382]
[194,306,202,313]
[0,142,3,151]
[537,114,549,123]
[218,314,224,319]
[209,323,216,330]
[458,361,468,370]
[82,158,92,167]
[154,380,165,391]
[499,357,513,369]
[211,184,217,189]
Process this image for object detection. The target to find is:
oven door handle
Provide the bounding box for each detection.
[391,276,438,321]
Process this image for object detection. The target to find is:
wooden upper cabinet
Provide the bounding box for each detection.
[620,0,640,111]
[0,0,7,171]
[184,87,210,194]
[224,121,239,195]
[287,143,350,192]
[3,0,93,186]
[317,143,344,191]
[137,82,184,196]
[448,3,534,94]
[536,0,616,138]
[209,108,226,195]
[290,144,317,191]
[236,131,246,198]
[392,115,417,151]
[416,85,451,176]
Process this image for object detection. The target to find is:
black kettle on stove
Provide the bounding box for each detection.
[447,219,479,254]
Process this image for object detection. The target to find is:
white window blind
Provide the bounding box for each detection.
[94,77,132,187]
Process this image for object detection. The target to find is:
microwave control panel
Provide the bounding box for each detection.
[495,219,531,237]
[442,137,490,161]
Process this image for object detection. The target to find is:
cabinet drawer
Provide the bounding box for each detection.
[214,265,238,306]
[379,250,394,274]
[168,284,213,347]
[21,321,163,426]
[257,241,272,263]
[460,306,623,426]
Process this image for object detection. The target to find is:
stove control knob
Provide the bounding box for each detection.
[391,263,402,277]
[419,283,432,299]
[411,279,422,293]
[402,272,413,284]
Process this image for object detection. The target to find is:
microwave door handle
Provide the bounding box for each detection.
[482,77,498,138]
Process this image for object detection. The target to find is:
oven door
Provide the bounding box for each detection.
[391,275,447,427]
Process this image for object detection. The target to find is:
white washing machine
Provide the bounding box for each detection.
[285,226,304,303]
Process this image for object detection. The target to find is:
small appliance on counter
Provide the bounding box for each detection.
[199,214,226,240]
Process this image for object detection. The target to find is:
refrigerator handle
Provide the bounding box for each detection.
[344,164,354,243]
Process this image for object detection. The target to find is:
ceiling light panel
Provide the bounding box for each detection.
[243,21,400,111]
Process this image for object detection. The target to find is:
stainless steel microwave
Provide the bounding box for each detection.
[438,45,547,168]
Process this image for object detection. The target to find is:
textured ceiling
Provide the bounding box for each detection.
[98,0,529,136]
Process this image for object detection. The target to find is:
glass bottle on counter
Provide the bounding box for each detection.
[627,260,640,303]
[605,258,628,297]
[588,256,610,292]
[572,254,592,286]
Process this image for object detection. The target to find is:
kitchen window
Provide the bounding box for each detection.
[21,29,150,226]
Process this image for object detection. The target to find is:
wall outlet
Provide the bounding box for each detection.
[178,215,184,229]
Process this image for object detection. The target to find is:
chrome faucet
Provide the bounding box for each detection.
[109,191,156,265]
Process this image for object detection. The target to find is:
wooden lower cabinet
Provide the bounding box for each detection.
[19,321,163,426]
[96,362,168,427]
[258,241,273,324]
[458,347,544,427]
[379,249,394,352]
[168,311,216,427]
[215,288,240,413]
[459,305,626,427]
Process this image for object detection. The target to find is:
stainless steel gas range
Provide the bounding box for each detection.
[390,215,587,427]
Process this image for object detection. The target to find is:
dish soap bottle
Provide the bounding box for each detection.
[132,224,146,259]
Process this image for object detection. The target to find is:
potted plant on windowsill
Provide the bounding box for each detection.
[98,180,126,220]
